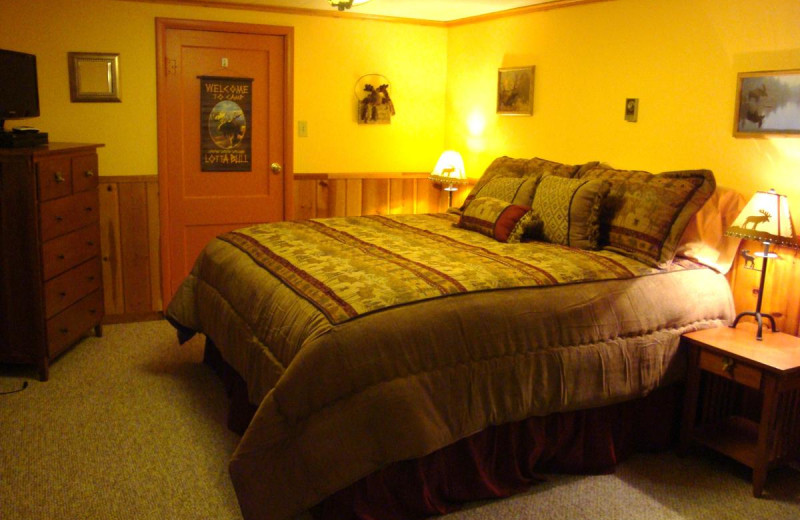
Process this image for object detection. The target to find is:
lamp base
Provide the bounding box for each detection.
[730,311,778,341]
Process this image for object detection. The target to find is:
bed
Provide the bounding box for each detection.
[166,157,738,520]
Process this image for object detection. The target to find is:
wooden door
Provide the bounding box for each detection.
[157,19,293,303]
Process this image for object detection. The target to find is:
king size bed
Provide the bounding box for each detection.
[166,157,739,520]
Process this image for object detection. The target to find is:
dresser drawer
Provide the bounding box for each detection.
[699,348,762,390]
[46,289,103,358]
[43,257,102,319]
[37,156,73,201]
[72,154,99,193]
[41,224,101,280]
[39,190,99,242]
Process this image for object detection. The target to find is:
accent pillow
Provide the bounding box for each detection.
[531,176,610,249]
[457,197,541,243]
[460,176,538,210]
[577,165,716,267]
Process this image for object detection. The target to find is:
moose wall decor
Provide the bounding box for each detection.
[355,74,394,124]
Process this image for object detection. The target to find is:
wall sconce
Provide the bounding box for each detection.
[430,150,467,207]
[725,188,799,339]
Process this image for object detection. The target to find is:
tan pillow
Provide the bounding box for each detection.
[531,176,610,249]
[460,176,538,210]
[578,165,716,267]
[457,197,541,243]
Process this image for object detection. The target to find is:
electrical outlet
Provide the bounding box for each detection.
[297,120,308,137]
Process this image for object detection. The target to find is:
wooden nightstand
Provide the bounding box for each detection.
[680,325,800,497]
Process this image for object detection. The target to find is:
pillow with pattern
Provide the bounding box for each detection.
[531,176,610,249]
[460,176,538,210]
[457,196,541,243]
[576,165,716,267]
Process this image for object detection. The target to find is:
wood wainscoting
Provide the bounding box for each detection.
[99,176,162,323]
[292,172,470,219]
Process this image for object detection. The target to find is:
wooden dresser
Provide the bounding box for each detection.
[0,142,104,380]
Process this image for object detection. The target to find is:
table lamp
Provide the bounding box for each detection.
[724,189,799,339]
[430,150,467,207]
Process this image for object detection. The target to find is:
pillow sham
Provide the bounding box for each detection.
[531,176,610,249]
[577,165,716,267]
[457,196,541,243]
[460,176,538,210]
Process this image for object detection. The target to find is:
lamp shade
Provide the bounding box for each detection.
[725,189,799,249]
[430,150,467,191]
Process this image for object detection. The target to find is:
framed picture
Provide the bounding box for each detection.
[497,66,534,115]
[734,69,800,137]
[68,52,120,102]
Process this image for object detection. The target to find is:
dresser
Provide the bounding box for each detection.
[0,143,104,380]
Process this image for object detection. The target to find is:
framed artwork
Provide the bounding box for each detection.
[497,66,534,116]
[68,52,120,102]
[734,69,800,137]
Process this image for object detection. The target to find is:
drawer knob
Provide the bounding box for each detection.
[59,291,67,297]
[89,309,97,315]
[55,215,64,222]
[57,254,66,260]
[87,241,95,246]
[722,356,735,374]
[54,172,66,183]
[85,170,95,177]
[88,275,95,281]
[85,206,94,212]
[59,327,69,334]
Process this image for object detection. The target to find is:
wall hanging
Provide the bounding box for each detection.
[198,75,253,172]
[355,74,394,124]
[68,52,120,102]
[734,69,800,137]
[497,66,534,116]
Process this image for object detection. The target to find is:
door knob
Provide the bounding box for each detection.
[270,162,282,174]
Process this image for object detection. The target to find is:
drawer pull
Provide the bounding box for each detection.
[55,215,64,222]
[88,275,95,281]
[85,170,95,177]
[57,254,66,260]
[54,172,66,183]
[59,291,67,298]
[722,356,735,374]
[87,241,95,246]
[89,309,97,315]
[59,327,69,334]
[85,206,94,212]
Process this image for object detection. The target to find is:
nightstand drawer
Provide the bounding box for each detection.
[46,289,103,358]
[41,224,101,280]
[37,156,73,201]
[699,349,762,390]
[39,190,99,241]
[43,257,102,319]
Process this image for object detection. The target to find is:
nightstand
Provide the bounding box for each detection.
[680,325,800,497]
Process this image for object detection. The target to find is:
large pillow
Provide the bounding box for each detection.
[675,186,747,274]
[456,196,541,243]
[458,156,595,212]
[531,176,610,249]
[577,165,716,267]
[460,176,538,209]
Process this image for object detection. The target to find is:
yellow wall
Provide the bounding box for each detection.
[445,0,800,215]
[0,0,448,176]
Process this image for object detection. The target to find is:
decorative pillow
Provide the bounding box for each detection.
[577,165,716,267]
[459,156,595,212]
[460,176,538,209]
[531,176,610,249]
[457,197,541,243]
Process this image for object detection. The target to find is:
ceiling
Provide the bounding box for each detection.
[203,0,570,23]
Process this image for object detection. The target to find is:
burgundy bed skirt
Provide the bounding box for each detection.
[202,339,683,520]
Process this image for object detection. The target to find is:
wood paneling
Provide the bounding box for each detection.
[727,241,800,338]
[99,176,162,323]
[292,172,469,219]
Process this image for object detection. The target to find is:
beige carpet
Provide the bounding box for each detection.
[1,320,798,520]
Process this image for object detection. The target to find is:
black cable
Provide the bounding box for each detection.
[0,380,28,395]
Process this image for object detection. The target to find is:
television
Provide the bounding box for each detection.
[0,48,40,132]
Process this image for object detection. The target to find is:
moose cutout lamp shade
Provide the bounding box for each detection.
[725,188,799,339]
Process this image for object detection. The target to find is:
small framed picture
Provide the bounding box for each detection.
[497,66,534,116]
[734,69,800,137]
[625,98,638,122]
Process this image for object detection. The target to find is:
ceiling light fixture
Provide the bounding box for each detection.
[328,0,373,11]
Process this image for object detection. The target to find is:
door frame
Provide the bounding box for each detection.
[155,17,294,307]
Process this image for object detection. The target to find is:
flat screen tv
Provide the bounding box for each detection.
[0,48,40,131]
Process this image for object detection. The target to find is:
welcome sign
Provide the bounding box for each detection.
[199,76,253,172]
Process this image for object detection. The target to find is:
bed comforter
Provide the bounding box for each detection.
[166,212,735,520]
